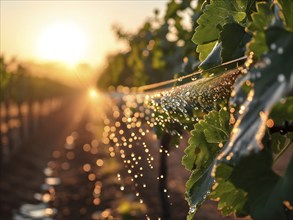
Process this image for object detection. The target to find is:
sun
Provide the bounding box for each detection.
[88,87,98,99]
[37,22,87,66]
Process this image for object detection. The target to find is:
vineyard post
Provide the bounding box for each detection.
[4,101,13,157]
[159,133,171,219]
[0,107,3,164]
[17,102,25,144]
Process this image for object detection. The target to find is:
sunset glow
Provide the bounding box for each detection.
[1,1,166,67]
[37,22,88,66]
[88,87,98,99]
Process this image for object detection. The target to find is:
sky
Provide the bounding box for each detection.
[0,0,167,68]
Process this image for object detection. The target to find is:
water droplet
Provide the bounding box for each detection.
[188,205,197,214]
[270,43,277,50]
[264,57,271,65]
[277,47,284,54]
[278,74,285,82]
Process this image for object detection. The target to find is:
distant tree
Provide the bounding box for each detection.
[97,0,205,89]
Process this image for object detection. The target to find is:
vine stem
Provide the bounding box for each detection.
[159,133,171,219]
[270,121,293,163]
[137,56,247,92]
[273,142,293,163]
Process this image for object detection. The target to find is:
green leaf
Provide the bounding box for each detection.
[220,23,250,62]
[275,0,293,32]
[215,149,293,220]
[197,23,249,70]
[198,41,222,70]
[192,0,248,45]
[186,163,215,220]
[183,109,230,171]
[245,2,274,59]
[219,27,293,163]
[210,163,247,216]
[192,0,251,68]
[196,41,217,62]
[183,126,209,172]
[182,108,231,218]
